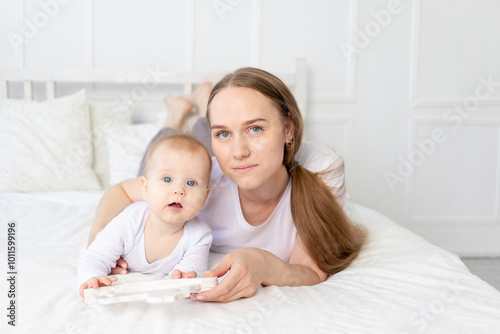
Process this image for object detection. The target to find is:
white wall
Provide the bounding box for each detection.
[1,0,499,256]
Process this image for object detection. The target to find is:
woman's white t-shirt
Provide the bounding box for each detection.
[198,141,349,262]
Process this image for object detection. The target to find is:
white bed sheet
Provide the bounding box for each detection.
[1,191,499,334]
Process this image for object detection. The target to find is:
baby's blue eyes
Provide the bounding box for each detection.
[163,177,196,186]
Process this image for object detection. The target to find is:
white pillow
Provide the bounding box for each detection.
[106,123,162,186]
[89,101,135,188]
[0,90,101,192]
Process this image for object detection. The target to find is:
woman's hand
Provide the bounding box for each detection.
[195,242,327,303]
[79,275,117,297]
[196,248,270,303]
[110,257,129,275]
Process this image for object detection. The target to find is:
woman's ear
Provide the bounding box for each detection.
[141,176,149,201]
[285,114,295,142]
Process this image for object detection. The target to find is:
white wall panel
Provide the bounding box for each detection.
[411,225,500,257]
[408,120,500,224]
[261,0,353,101]
[412,0,500,105]
[0,1,22,69]
[348,0,412,221]
[194,0,254,71]
[91,1,185,118]
[307,115,352,160]
[92,0,187,122]
[24,0,86,69]
[94,0,185,71]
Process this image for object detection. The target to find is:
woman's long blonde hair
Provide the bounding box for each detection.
[206,67,366,275]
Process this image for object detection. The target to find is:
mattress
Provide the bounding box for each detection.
[1,191,499,333]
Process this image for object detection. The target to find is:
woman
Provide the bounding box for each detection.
[88,67,366,303]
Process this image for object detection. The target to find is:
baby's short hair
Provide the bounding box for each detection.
[143,134,212,177]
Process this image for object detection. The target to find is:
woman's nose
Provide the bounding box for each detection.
[233,136,250,160]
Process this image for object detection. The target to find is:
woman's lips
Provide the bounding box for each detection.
[232,164,258,174]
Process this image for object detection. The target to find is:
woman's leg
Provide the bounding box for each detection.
[192,117,213,157]
[190,82,213,156]
[137,82,213,176]
[137,95,194,176]
[137,127,176,176]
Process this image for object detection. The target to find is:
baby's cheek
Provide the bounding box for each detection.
[194,193,206,205]
[195,192,209,207]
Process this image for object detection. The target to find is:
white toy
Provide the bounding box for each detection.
[83,276,218,305]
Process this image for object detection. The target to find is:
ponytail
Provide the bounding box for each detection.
[289,162,366,275]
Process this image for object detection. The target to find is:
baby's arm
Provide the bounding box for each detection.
[77,208,136,293]
[79,276,117,297]
[170,269,197,279]
[169,220,213,279]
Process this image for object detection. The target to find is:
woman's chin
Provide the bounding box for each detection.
[232,178,260,191]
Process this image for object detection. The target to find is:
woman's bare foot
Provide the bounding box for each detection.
[163,95,194,130]
[186,82,213,118]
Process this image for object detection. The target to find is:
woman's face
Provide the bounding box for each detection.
[209,86,293,191]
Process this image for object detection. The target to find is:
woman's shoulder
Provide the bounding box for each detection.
[296,141,345,173]
[295,141,350,206]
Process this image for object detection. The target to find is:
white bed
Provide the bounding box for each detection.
[1,61,499,333]
[1,192,499,333]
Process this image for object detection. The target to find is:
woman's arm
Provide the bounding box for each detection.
[87,177,144,247]
[196,235,326,303]
[277,234,327,285]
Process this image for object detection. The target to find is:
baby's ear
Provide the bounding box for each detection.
[201,187,210,209]
[141,176,149,200]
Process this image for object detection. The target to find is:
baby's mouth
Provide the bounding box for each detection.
[168,202,183,209]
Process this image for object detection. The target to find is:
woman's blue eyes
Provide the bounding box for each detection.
[250,126,261,134]
[163,177,196,186]
[217,131,229,138]
[216,127,262,138]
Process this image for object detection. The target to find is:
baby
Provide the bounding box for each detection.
[78,135,212,297]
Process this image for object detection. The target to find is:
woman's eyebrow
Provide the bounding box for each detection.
[243,118,267,126]
[211,118,268,130]
[210,124,226,130]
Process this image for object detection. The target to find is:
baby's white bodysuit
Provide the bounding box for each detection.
[77,201,212,287]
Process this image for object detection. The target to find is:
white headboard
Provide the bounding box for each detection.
[0,58,308,120]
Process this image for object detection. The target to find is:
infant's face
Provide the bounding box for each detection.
[144,145,211,225]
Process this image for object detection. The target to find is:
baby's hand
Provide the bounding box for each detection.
[79,276,117,297]
[170,270,197,279]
